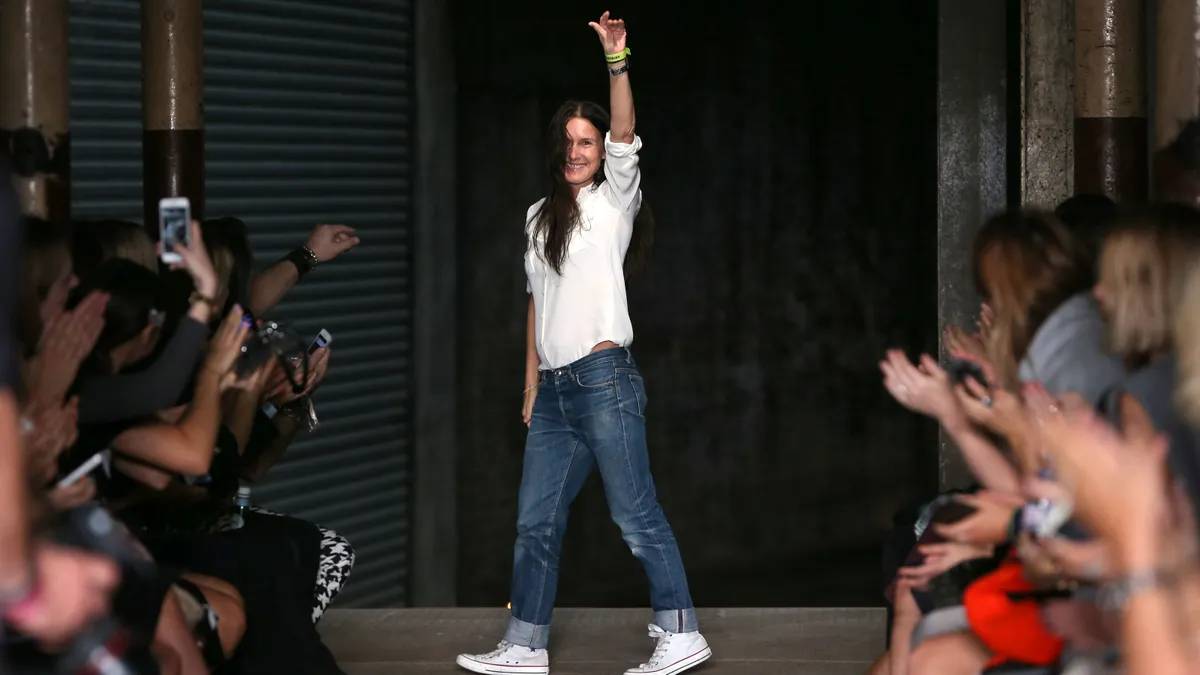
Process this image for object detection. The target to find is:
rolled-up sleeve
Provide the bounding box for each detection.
[603,132,642,212]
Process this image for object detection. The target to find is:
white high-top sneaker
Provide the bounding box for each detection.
[456,640,550,675]
[624,624,712,675]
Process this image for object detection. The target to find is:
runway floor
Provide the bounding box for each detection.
[319,607,886,674]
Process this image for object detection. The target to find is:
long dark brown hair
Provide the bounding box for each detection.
[529,100,654,279]
[972,209,1092,387]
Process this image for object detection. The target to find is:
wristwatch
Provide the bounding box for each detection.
[189,290,219,311]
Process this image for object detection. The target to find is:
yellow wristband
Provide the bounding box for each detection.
[605,48,630,63]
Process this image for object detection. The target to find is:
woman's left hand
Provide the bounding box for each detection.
[588,11,627,55]
[269,347,330,404]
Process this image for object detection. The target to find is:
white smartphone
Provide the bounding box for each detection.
[158,196,192,264]
[56,450,109,490]
[307,329,333,355]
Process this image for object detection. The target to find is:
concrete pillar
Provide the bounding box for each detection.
[1019,0,1076,207]
[937,0,1009,490]
[141,0,204,234]
[0,0,70,223]
[413,0,458,606]
[1074,0,1148,202]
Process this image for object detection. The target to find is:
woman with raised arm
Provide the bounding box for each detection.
[456,12,709,675]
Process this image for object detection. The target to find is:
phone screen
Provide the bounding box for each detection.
[160,204,190,252]
[307,332,330,355]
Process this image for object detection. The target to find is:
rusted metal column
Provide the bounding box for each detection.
[1019,0,1075,206]
[1074,0,1147,203]
[0,0,70,223]
[142,0,204,234]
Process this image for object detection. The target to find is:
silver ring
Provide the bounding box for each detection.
[981,396,993,408]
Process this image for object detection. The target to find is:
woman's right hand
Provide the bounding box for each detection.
[25,291,108,408]
[164,220,218,299]
[522,384,538,427]
[204,305,251,380]
[880,350,965,428]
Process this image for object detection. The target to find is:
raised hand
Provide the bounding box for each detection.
[226,356,277,396]
[23,396,80,484]
[268,347,331,404]
[943,325,988,363]
[162,220,218,299]
[204,306,251,381]
[879,350,964,428]
[306,224,360,262]
[26,291,109,408]
[588,11,627,55]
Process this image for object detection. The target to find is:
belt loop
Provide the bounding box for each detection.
[623,346,632,362]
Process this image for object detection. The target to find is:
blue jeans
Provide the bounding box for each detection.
[504,347,697,649]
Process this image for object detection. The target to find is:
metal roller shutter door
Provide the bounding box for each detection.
[205,1,413,607]
[69,0,143,220]
[68,0,414,607]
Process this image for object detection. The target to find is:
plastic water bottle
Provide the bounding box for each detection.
[229,486,252,530]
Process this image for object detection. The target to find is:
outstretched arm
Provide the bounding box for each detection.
[589,11,635,143]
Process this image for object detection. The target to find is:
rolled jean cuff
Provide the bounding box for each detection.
[655,608,700,634]
[504,614,551,649]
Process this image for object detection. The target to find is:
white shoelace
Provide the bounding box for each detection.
[640,624,673,667]
[484,640,516,659]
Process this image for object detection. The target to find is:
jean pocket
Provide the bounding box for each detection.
[574,367,616,389]
[620,372,648,415]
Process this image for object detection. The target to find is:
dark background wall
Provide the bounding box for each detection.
[454,0,941,608]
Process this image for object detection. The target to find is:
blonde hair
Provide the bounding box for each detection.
[1098,225,1192,361]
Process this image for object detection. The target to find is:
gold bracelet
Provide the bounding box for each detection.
[523,383,538,394]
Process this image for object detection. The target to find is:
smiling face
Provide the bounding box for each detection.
[563,116,605,191]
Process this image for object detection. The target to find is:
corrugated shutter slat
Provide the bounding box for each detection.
[205,0,412,608]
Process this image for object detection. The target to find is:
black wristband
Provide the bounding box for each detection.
[284,246,319,277]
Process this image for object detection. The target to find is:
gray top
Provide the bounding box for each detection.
[1018,292,1126,405]
[1104,357,1200,510]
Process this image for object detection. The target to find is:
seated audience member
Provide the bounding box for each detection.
[13,223,242,674]
[71,218,158,277]
[1054,193,1119,285]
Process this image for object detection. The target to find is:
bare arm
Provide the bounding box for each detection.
[590,12,635,143]
[248,224,361,316]
[1117,537,1197,675]
[0,390,31,592]
[111,368,224,477]
[606,50,634,143]
[526,298,539,388]
[248,261,298,317]
[943,421,1021,494]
